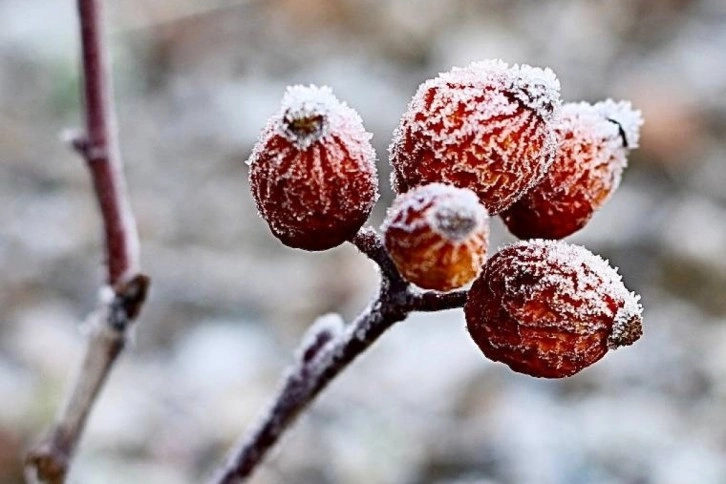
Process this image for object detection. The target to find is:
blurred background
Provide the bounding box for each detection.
[2,0,726,482]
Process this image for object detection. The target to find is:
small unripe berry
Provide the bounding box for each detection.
[389,60,561,214]
[501,100,643,239]
[465,240,642,378]
[382,183,489,291]
[249,85,379,251]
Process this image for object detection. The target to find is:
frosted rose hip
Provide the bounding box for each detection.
[383,183,489,291]
[501,100,643,239]
[465,240,642,378]
[249,85,379,251]
[389,60,561,214]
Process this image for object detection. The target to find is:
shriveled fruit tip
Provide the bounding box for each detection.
[608,292,643,349]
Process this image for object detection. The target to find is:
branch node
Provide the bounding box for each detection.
[62,129,90,156]
[24,443,69,484]
[109,274,150,330]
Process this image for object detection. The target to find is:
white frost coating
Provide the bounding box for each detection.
[97,285,115,305]
[247,84,374,158]
[281,85,335,149]
[388,60,561,213]
[295,313,344,362]
[498,239,643,340]
[544,101,634,206]
[609,291,643,349]
[437,59,561,122]
[246,83,379,248]
[382,183,488,242]
[595,99,644,149]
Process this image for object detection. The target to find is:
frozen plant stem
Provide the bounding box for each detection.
[24,1,149,483]
[211,227,466,483]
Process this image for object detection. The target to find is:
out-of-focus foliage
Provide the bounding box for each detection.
[1,0,725,482]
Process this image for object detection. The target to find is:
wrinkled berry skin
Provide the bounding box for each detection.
[249,85,379,251]
[501,101,643,239]
[383,183,489,291]
[465,240,642,378]
[389,60,561,214]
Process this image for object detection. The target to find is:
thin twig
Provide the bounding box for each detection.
[210,228,468,483]
[350,226,407,288]
[24,1,148,482]
[407,288,468,312]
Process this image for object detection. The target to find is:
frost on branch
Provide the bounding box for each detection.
[465,239,643,378]
[501,100,643,239]
[383,183,489,292]
[389,59,561,214]
[295,313,344,363]
[248,85,379,251]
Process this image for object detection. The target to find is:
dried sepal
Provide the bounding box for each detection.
[248,85,379,250]
[383,183,489,291]
[501,100,643,239]
[389,60,561,214]
[465,240,643,378]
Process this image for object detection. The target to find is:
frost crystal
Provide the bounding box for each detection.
[279,85,336,150]
[382,183,489,291]
[608,292,644,349]
[247,84,379,251]
[595,99,644,149]
[389,59,562,214]
[466,239,643,378]
[498,239,643,340]
[383,183,487,241]
[296,313,344,363]
[501,100,642,239]
[440,60,561,121]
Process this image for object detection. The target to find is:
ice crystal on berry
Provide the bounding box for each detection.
[249,85,379,251]
[465,239,643,378]
[596,99,644,149]
[383,183,489,291]
[389,59,561,214]
[501,100,642,239]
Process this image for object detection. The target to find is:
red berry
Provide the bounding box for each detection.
[501,100,643,239]
[465,240,643,378]
[389,60,561,214]
[383,183,489,291]
[249,85,379,251]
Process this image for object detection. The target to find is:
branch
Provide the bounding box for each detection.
[210,228,469,483]
[349,226,407,289]
[407,288,468,312]
[25,1,148,482]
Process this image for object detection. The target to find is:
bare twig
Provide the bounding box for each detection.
[24,1,148,482]
[210,228,467,483]
[407,288,468,312]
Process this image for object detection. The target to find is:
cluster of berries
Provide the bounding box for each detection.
[248,60,643,378]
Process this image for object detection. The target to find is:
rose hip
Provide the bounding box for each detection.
[249,85,379,251]
[383,183,489,291]
[465,240,643,378]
